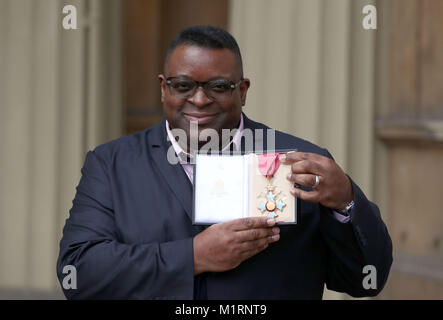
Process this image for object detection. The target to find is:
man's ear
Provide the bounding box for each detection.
[158,74,166,102]
[240,78,250,106]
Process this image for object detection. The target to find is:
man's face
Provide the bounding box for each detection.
[159,45,250,149]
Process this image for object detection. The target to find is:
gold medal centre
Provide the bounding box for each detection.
[266,201,276,211]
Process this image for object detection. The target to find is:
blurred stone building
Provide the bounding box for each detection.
[0,0,442,299]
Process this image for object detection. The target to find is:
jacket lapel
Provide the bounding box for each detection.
[148,119,194,221]
[242,112,268,153]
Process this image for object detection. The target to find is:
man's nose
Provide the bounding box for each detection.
[187,87,212,107]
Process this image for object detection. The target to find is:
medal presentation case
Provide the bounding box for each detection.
[192,151,298,225]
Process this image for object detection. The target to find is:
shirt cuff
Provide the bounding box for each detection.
[331,210,351,223]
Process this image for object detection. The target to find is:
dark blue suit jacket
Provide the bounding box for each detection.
[57,114,392,299]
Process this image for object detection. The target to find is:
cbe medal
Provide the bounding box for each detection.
[257,153,286,218]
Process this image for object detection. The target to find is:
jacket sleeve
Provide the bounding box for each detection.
[56,150,195,300]
[319,150,393,297]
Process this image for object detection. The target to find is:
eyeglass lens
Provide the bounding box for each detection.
[167,78,236,101]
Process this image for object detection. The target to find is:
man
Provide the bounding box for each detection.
[57,26,392,299]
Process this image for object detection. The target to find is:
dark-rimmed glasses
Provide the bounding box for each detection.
[165,77,243,102]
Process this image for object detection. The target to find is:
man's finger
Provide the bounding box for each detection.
[229,217,276,231]
[236,227,280,242]
[239,235,279,254]
[291,160,323,175]
[287,173,319,188]
[280,151,327,165]
[290,188,321,203]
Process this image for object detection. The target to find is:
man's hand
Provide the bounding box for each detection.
[280,152,353,211]
[193,217,280,275]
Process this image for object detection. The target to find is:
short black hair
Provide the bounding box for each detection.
[164,25,243,75]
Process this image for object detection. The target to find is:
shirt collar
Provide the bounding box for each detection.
[165,114,244,164]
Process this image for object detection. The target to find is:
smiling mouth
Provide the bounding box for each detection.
[183,113,218,125]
